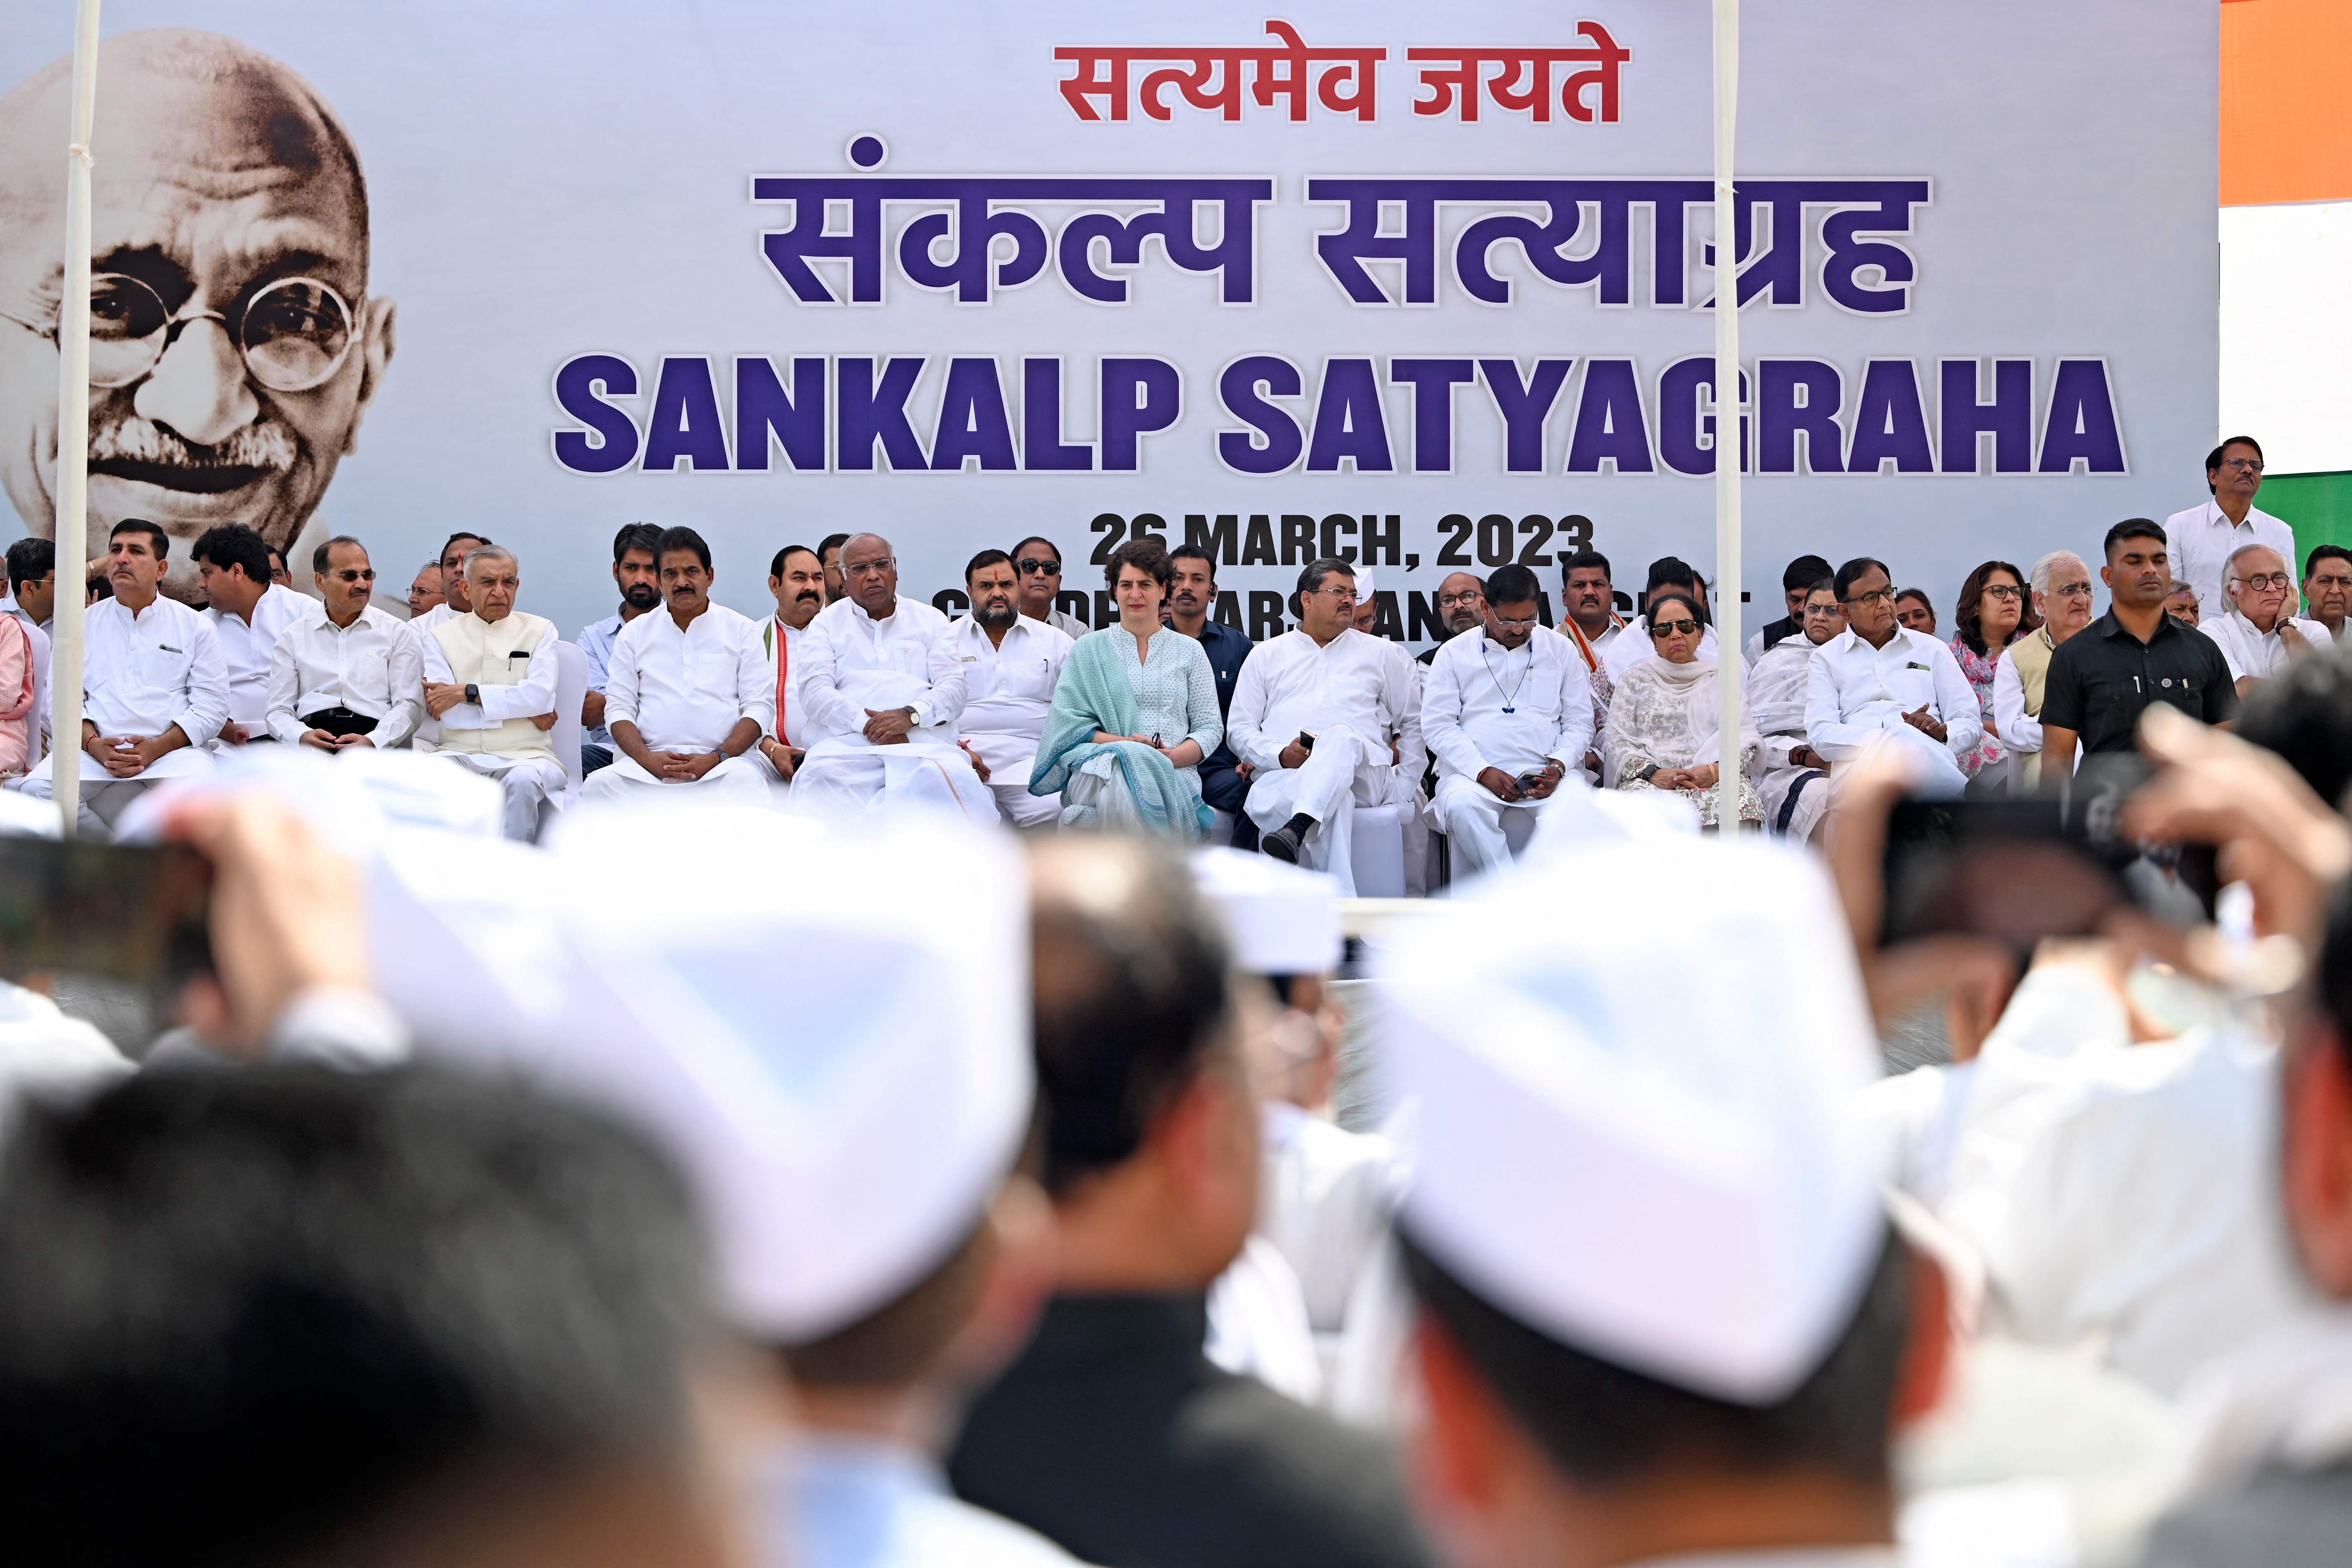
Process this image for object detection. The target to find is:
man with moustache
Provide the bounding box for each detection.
[416,545,565,840]
[580,526,775,806]
[1012,535,1089,639]
[792,532,988,817]
[756,543,826,783]
[193,523,317,747]
[576,523,663,775]
[1417,571,1486,666]
[2301,546,2352,645]
[2168,436,2294,618]
[1167,543,1257,848]
[23,520,226,836]
[2041,520,2237,773]
[949,548,1073,829]
[0,31,396,605]
[412,533,488,630]
[1556,546,1623,777]
[266,535,423,751]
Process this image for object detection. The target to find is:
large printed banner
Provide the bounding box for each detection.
[0,1,2216,640]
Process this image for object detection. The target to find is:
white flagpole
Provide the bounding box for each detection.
[47,0,101,837]
[1712,0,1744,836]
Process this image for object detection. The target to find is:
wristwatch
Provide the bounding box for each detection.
[1637,764,1660,783]
[464,683,480,707]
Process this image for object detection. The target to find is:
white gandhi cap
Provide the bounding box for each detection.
[1192,847,1342,976]
[1382,834,1889,1404]
[537,804,1032,1343]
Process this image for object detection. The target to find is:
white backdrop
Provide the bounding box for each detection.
[0,0,2216,641]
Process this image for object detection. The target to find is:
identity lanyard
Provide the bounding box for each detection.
[1481,637,1533,713]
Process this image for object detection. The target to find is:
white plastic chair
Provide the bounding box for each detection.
[543,640,590,812]
[1347,801,1409,898]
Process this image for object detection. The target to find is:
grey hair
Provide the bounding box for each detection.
[2029,551,2087,596]
[2225,539,2285,581]
[462,544,517,579]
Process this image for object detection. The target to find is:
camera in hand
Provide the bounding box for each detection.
[1880,754,2218,948]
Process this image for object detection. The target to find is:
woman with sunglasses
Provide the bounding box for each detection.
[1602,590,1760,830]
[1948,559,2038,791]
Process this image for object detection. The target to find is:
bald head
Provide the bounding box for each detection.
[0,30,366,257]
[0,30,391,607]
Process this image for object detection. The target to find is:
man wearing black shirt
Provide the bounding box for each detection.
[2041,518,2237,772]
[951,837,1428,1568]
[1167,544,1260,851]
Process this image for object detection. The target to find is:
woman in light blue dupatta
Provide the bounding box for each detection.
[1029,539,1221,839]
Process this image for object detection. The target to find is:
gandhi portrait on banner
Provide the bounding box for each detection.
[0,29,394,604]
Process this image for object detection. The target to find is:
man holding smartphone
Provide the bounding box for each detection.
[1420,565,1593,876]
[24,520,226,838]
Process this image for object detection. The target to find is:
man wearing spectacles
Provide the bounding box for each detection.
[1416,571,1488,668]
[2302,546,2352,646]
[416,545,566,840]
[194,523,318,747]
[2200,542,2328,699]
[413,533,491,633]
[1992,551,2097,791]
[0,33,396,608]
[1010,536,1089,640]
[1227,559,1419,888]
[1422,565,1591,876]
[792,532,989,817]
[2165,437,2293,622]
[1802,557,1980,797]
[266,536,424,752]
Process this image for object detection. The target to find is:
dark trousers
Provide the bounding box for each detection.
[581,743,615,775]
[1198,759,1259,852]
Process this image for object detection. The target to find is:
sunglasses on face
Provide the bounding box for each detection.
[1017,558,1062,576]
[329,569,375,583]
[1649,618,1699,638]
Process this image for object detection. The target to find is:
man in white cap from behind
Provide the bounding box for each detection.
[526,805,1084,1568]
[1382,835,1943,1568]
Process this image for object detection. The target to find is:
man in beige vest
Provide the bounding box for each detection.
[1992,548,2095,790]
[417,546,565,839]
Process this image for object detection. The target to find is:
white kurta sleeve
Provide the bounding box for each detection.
[174,616,230,749]
[918,622,968,731]
[378,624,427,749]
[474,626,559,723]
[1992,656,2040,754]
[1804,646,1877,763]
[1393,649,1426,790]
[1228,644,1280,772]
[1419,646,1484,781]
[265,635,305,745]
[734,619,775,734]
[797,616,861,739]
[601,624,643,730]
[1550,645,1595,769]
[1928,641,1985,758]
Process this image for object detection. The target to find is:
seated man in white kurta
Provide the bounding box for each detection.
[949,549,1072,829]
[24,521,226,837]
[579,527,777,806]
[790,533,989,819]
[1227,559,1419,895]
[1420,564,1593,878]
[416,546,567,841]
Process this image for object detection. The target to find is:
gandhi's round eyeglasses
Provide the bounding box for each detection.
[0,273,359,393]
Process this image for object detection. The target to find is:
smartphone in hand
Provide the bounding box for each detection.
[0,838,213,993]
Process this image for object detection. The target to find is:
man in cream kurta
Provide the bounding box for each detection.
[1420,566,1592,878]
[951,551,1073,830]
[1991,550,2096,792]
[1228,561,1418,895]
[416,546,565,840]
[790,533,987,818]
[24,522,227,837]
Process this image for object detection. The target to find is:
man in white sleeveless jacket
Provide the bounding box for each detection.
[417,545,565,839]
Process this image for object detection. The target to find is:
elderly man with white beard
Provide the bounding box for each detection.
[1420,564,1591,877]
[948,548,1073,829]
[0,31,396,605]
[791,532,990,819]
